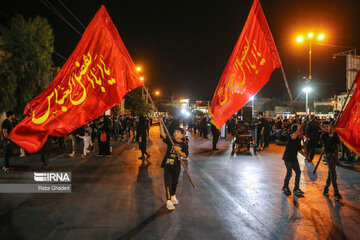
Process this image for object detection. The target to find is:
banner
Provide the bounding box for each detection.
[210,0,282,128]
[9,6,143,153]
[336,70,360,155]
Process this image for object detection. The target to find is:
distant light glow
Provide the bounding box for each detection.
[140,77,144,81]
[308,32,314,39]
[297,35,304,43]
[136,67,142,72]
[155,91,160,96]
[303,87,312,93]
[318,33,325,41]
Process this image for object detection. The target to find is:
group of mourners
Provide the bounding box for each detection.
[1,108,357,208]
[1,112,155,171]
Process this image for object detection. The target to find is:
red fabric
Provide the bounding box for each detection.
[210,0,281,128]
[9,6,143,153]
[336,70,360,155]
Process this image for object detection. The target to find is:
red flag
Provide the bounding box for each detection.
[336,71,360,155]
[9,6,143,153]
[210,0,281,128]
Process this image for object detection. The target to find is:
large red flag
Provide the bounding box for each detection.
[336,71,360,155]
[210,0,282,128]
[9,6,143,153]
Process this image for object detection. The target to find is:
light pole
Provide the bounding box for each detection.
[296,33,325,81]
[303,86,312,114]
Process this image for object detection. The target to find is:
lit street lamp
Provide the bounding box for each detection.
[303,86,312,114]
[296,32,325,80]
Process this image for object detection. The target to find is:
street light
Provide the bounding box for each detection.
[155,91,160,96]
[296,32,325,80]
[303,86,312,114]
[136,66,142,72]
[140,77,144,81]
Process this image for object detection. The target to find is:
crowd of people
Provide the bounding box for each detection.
[1,109,359,208]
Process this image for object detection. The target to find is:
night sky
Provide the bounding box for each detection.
[1,0,360,101]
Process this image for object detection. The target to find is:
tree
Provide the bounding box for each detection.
[315,105,333,114]
[125,93,150,116]
[0,15,54,115]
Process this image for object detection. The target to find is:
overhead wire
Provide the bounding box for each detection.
[58,0,86,30]
[40,0,82,36]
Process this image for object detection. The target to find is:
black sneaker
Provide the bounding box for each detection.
[282,187,291,196]
[334,193,342,201]
[293,189,305,196]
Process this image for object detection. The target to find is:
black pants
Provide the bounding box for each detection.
[256,130,263,148]
[212,133,219,149]
[264,129,270,147]
[283,160,301,190]
[2,140,12,168]
[306,138,317,161]
[340,142,353,162]
[164,164,181,200]
[98,134,111,155]
[139,139,148,156]
[325,153,339,194]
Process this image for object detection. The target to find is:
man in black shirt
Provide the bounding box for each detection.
[1,111,15,172]
[321,121,342,200]
[282,124,306,196]
[160,123,189,210]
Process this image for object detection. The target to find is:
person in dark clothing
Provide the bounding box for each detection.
[1,111,15,172]
[321,121,342,200]
[211,123,220,150]
[262,116,270,148]
[97,115,111,157]
[305,115,320,162]
[282,124,306,196]
[256,113,265,150]
[160,123,189,210]
[200,116,208,139]
[136,116,150,160]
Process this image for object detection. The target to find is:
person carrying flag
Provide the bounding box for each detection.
[282,124,306,196]
[160,122,189,210]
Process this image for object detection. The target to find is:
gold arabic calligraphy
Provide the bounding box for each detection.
[218,37,266,106]
[32,53,116,124]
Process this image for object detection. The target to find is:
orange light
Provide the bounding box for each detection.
[318,33,325,41]
[296,35,304,43]
[155,91,160,96]
[136,66,142,72]
[140,77,144,81]
[308,32,314,39]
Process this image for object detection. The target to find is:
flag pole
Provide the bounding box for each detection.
[142,86,197,190]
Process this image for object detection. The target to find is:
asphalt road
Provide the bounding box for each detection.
[0,126,359,240]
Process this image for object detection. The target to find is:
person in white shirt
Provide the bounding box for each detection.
[77,131,93,157]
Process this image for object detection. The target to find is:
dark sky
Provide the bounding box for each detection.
[1,0,360,101]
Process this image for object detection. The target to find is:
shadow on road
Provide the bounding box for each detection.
[115,206,170,240]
